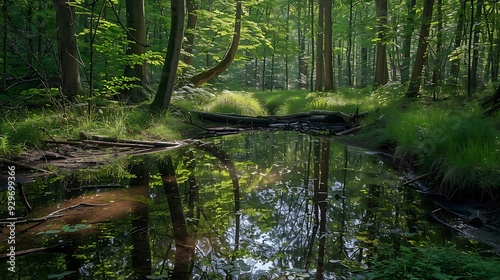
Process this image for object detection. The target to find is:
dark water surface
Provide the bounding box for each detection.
[1,131,496,279]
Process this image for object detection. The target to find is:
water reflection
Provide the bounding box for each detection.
[0,131,491,279]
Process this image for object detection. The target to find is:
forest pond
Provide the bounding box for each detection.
[1,131,498,279]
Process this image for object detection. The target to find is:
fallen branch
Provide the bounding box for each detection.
[0,158,51,173]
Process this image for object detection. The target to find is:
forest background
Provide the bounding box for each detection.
[0,0,499,201]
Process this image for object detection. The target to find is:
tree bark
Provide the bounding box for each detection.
[151,0,185,111]
[449,0,466,83]
[401,0,417,85]
[406,0,434,98]
[315,0,325,91]
[189,1,242,87]
[469,0,483,94]
[183,0,198,65]
[373,0,389,89]
[324,0,334,91]
[121,0,149,103]
[54,0,83,99]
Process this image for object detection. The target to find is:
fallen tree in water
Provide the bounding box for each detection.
[188,109,366,136]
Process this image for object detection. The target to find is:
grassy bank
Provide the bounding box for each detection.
[0,105,192,157]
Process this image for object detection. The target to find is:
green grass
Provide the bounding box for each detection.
[0,105,192,157]
[203,91,268,116]
[355,244,500,280]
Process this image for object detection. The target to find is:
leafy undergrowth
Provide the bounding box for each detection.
[354,244,500,280]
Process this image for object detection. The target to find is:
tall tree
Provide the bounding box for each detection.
[121,0,149,103]
[151,0,185,111]
[401,0,417,85]
[469,0,483,95]
[315,0,324,91]
[373,0,389,89]
[324,0,334,91]
[190,0,242,87]
[183,0,198,65]
[449,0,466,83]
[54,0,83,99]
[406,0,435,98]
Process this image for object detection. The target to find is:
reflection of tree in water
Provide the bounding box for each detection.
[158,156,195,279]
[129,158,152,279]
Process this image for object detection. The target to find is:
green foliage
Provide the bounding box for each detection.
[356,245,500,280]
[204,91,268,116]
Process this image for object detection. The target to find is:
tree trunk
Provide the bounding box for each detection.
[373,0,389,89]
[189,1,242,87]
[346,0,354,86]
[324,0,334,91]
[449,0,466,83]
[54,0,83,99]
[315,0,324,91]
[401,0,417,85]
[298,1,308,89]
[431,0,443,99]
[406,0,434,97]
[151,0,185,111]
[121,0,149,104]
[183,0,198,65]
[469,0,483,95]
[360,46,368,88]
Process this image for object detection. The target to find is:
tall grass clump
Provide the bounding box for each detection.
[425,116,500,198]
[380,101,500,199]
[204,91,268,116]
[355,245,500,279]
[252,90,309,114]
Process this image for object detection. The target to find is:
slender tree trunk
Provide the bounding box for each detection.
[324,0,334,91]
[373,0,388,89]
[310,0,315,91]
[151,0,185,111]
[450,0,466,83]
[315,0,324,91]
[360,46,368,88]
[469,0,483,94]
[406,0,435,98]
[190,1,242,87]
[346,0,354,86]
[183,0,197,65]
[431,0,443,99]
[54,0,83,99]
[121,0,149,103]
[401,0,417,85]
[285,2,290,90]
[298,1,308,89]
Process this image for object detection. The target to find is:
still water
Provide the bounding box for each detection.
[0,131,493,279]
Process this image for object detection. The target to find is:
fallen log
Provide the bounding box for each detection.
[190,109,364,134]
